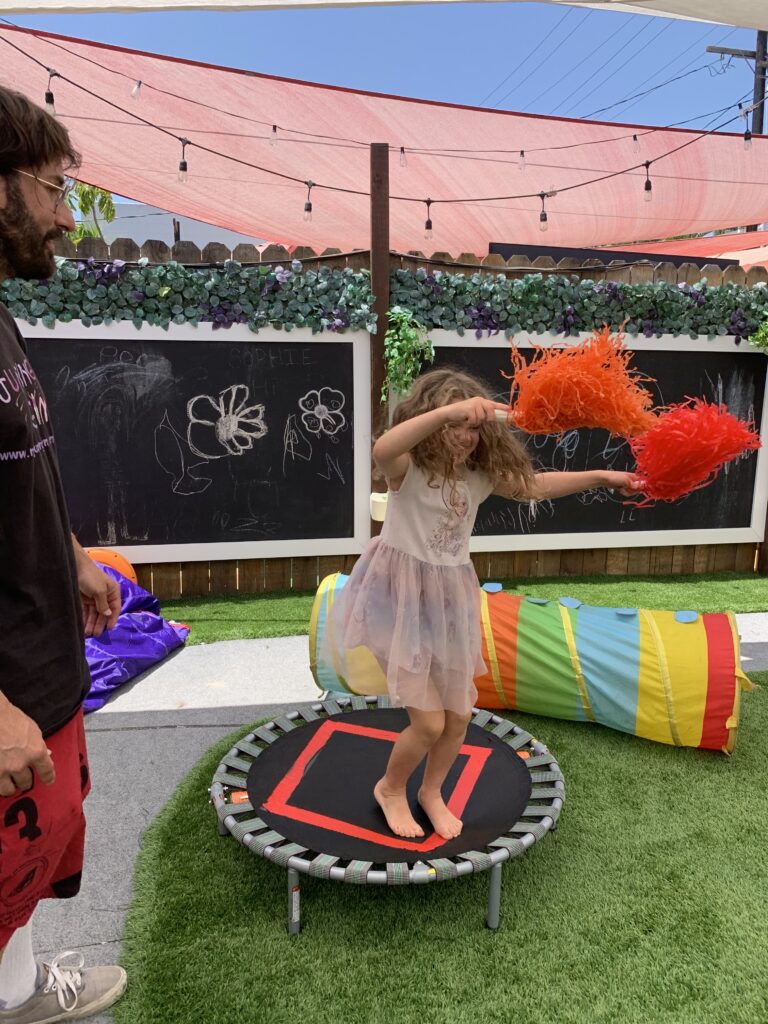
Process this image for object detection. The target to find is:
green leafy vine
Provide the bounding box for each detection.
[381,306,434,403]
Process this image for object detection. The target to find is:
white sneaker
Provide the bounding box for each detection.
[0,951,127,1023]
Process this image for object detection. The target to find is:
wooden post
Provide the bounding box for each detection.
[370,143,390,535]
[370,142,390,440]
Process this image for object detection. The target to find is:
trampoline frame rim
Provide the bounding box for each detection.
[211,695,564,887]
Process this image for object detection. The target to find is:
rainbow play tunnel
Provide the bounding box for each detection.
[309,573,753,753]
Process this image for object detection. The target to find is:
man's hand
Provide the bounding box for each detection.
[76,557,122,638]
[0,699,55,796]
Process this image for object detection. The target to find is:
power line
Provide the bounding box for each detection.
[549,17,656,116]
[476,6,576,108]
[572,20,677,118]
[583,59,729,120]
[521,13,637,114]
[492,10,595,111]
[607,26,740,119]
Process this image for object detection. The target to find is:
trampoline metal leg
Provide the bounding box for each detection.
[486,863,503,930]
[217,817,228,837]
[287,868,301,935]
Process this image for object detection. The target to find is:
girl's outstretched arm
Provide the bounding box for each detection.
[374,397,508,482]
[495,469,642,500]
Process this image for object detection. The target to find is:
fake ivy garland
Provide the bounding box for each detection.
[381,306,434,402]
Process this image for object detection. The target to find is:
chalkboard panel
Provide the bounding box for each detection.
[28,331,356,548]
[431,341,767,538]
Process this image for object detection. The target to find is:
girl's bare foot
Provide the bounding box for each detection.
[374,779,424,838]
[417,788,462,839]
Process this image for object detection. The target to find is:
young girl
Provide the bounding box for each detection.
[327,368,641,842]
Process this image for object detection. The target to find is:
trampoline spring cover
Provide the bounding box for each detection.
[211,696,563,887]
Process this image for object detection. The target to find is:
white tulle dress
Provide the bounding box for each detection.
[324,460,494,715]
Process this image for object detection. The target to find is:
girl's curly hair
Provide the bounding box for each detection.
[389,366,535,500]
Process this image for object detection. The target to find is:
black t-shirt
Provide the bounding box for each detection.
[0,303,89,736]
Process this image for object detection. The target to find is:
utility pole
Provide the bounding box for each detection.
[707,29,768,232]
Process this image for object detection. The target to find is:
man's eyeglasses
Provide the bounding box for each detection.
[15,170,75,211]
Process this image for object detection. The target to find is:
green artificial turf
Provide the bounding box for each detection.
[116,675,767,1024]
[164,572,768,645]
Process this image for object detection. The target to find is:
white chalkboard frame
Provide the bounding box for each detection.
[429,330,768,552]
[20,321,372,562]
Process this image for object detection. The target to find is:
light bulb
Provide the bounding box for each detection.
[270,125,278,147]
[744,129,752,151]
[518,149,526,171]
[131,80,142,100]
[45,90,55,116]
[632,133,640,153]
[424,220,433,240]
[644,179,652,203]
[303,201,313,222]
[178,160,188,184]
[539,210,548,232]
[400,146,407,168]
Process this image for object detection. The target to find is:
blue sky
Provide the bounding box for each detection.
[5,4,759,130]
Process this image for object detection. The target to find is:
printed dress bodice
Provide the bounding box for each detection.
[381,461,493,567]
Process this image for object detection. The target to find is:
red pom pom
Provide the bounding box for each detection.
[628,399,761,507]
[505,324,656,436]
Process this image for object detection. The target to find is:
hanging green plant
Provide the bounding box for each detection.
[748,317,768,352]
[381,306,434,403]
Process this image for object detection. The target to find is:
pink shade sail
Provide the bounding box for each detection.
[719,244,768,269]
[2,23,768,255]
[603,230,768,258]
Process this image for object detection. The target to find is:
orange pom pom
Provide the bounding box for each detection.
[628,399,761,507]
[505,324,657,436]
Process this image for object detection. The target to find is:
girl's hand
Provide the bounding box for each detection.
[602,471,644,496]
[442,397,510,427]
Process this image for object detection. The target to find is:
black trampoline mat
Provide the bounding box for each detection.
[247,708,533,864]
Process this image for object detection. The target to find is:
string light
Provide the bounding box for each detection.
[1,29,761,229]
[632,133,640,153]
[744,128,752,151]
[131,79,142,101]
[424,198,433,239]
[643,160,653,202]
[44,68,59,115]
[399,146,407,168]
[538,191,548,232]
[12,17,752,169]
[270,124,278,147]
[178,137,189,183]
[518,149,526,171]
[4,20,760,195]
[303,180,314,222]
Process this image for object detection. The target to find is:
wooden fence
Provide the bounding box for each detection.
[131,543,759,601]
[49,238,766,598]
[52,235,768,287]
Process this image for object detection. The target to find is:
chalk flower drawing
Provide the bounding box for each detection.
[298,387,346,436]
[187,384,267,459]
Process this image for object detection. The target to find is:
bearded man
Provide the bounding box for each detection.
[0,85,127,1023]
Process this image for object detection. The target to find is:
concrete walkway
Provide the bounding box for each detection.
[32,615,768,1022]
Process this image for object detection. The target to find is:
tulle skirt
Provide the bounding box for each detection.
[323,537,484,714]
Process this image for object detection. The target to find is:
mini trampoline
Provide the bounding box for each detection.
[211,696,564,933]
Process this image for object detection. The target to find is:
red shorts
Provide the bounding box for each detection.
[0,710,89,946]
